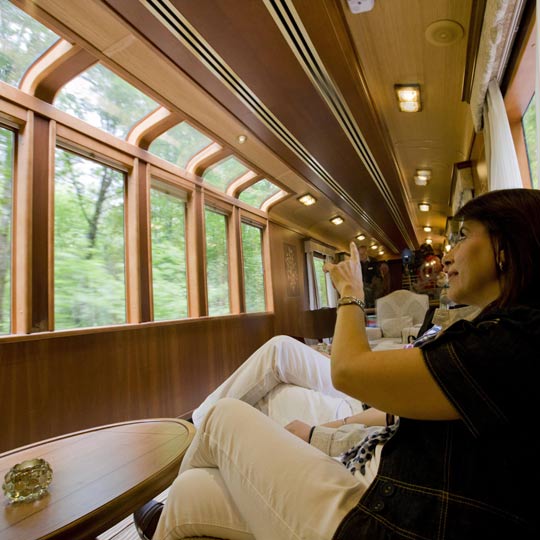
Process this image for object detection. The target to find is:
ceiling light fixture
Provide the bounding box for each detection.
[425,238,433,244]
[418,202,430,212]
[298,194,316,206]
[330,216,344,225]
[356,233,366,241]
[237,134,247,144]
[423,226,432,232]
[378,250,385,255]
[395,84,422,112]
[370,244,378,250]
[414,169,431,186]
[445,244,452,252]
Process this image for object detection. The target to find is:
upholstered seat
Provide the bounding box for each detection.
[369,290,429,350]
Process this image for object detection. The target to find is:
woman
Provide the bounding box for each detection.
[137,189,539,539]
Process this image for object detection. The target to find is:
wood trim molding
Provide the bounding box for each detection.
[19,40,97,103]
[226,170,260,198]
[126,107,184,149]
[462,0,488,103]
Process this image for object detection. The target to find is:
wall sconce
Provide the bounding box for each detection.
[330,216,344,225]
[395,84,422,112]
[418,202,430,212]
[298,194,316,206]
[414,169,431,186]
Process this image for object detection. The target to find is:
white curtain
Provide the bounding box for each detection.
[483,80,523,190]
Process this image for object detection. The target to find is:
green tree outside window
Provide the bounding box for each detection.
[522,95,538,189]
[0,0,59,87]
[151,188,188,320]
[54,149,126,329]
[0,126,13,334]
[205,208,230,315]
[241,222,265,312]
[313,255,329,308]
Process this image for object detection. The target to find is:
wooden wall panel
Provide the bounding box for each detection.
[268,222,309,337]
[0,314,274,452]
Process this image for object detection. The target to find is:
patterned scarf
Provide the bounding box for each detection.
[340,419,400,475]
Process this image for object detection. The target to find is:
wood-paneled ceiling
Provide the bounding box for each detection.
[21,0,485,256]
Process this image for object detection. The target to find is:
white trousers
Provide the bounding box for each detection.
[192,336,365,428]
[154,398,364,540]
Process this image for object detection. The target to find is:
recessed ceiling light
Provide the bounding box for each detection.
[414,169,431,186]
[418,202,430,212]
[356,233,366,241]
[330,216,344,225]
[298,194,316,206]
[423,226,432,232]
[378,250,385,255]
[370,244,378,250]
[237,134,247,144]
[425,238,433,244]
[395,84,422,112]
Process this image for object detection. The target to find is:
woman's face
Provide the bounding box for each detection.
[445,220,501,308]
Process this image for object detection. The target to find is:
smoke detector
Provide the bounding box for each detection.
[347,0,375,14]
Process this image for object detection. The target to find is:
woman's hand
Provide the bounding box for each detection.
[284,420,312,442]
[323,241,365,299]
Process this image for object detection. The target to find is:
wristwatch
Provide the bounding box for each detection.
[337,296,366,312]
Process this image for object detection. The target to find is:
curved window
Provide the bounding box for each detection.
[151,186,188,320]
[522,95,538,189]
[0,0,59,87]
[203,156,249,192]
[0,126,13,334]
[54,63,159,139]
[238,178,281,209]
[54,148,126,329]
[149,121,212,169]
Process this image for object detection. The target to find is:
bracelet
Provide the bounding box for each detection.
[342,417,349,425]
[337,296,366,312]
[308,425,316,443]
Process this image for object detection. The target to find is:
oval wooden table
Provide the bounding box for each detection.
[0,418,195,540]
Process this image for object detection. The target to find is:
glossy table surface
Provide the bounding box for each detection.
[0,418,195,540]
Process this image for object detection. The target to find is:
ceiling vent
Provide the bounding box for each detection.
[347,0,375,14]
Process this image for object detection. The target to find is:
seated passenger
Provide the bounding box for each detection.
[136,189,539,540]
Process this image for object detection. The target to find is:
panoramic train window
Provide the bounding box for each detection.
[238,178,281,209]
[0,126,13,335]
[203,156,250,192]
[241,221,265,312]
[54,63,159,139]
[205,207,230,315]
[313,253,330,308]
[0,0,60,87]
[148,121,212,169]
[54,148,126,329]
[522,95,538,189]
[150,186,188,320]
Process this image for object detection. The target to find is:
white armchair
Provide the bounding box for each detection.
[369,290,430,350]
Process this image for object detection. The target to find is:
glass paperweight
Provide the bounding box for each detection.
[2,458,53,503]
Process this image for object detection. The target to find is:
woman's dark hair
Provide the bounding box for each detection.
[454,188,540,310]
